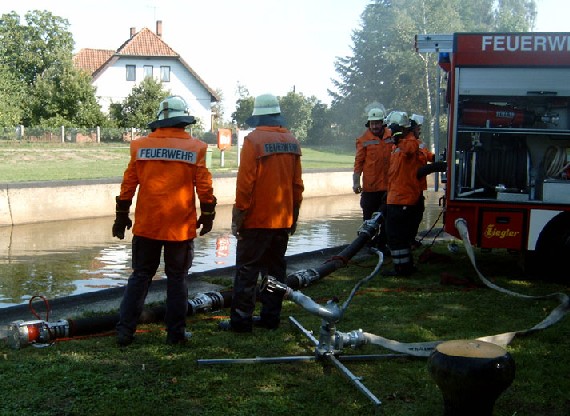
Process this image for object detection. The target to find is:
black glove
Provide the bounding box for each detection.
[112,197,132,239]
[231,206,247,238]
[290,206,300,236]
[197,197,217,236]
[392,131,403,145]
[416,161,447,179]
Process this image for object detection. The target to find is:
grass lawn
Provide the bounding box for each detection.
[0,142,354,182]
[1,242,569,415]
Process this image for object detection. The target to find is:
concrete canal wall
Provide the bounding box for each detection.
[0,170,362,226]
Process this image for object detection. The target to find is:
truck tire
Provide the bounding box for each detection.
[532,212,570,283]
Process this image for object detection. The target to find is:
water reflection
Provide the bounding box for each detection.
[0,192,444,308]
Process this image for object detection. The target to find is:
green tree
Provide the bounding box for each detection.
[232,97,254,128]
[330,0,394,144]
[279,91,316,143]
[0,64,25,127]
[110,77,170,129]
[231,84,254,128]
[331,0,537,149]
[494,0,537,31]
[306,102,334,146]
[384,0,463,149]
[30,60,107,127]
[0,10,105,127]
[0,10,73,86]
[211,88,225,130]
[457,0,495,31]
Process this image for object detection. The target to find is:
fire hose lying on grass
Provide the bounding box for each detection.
[198,217,566,411]
[4,213,569,351]
[3,212,384,349]
[253,217,570,359]
[195,217,567,411]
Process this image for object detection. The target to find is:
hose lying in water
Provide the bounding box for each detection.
[4,212,383,348]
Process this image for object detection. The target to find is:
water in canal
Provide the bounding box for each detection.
[0,192,445,308]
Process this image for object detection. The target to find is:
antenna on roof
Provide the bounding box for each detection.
[146,2,158,22]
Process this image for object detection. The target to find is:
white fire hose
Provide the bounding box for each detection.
[332,218,569,357]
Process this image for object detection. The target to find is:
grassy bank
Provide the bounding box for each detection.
[0,143,354,183]
[1,242,569,415]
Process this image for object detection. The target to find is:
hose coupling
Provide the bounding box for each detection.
[286,268,320,289]
[358,211,383,238]
[188,292,225,314]
[260,275,293,299]
[335,329,367,350]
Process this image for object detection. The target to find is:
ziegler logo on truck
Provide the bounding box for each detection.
[483,224,520,239]
[481,35,570,52]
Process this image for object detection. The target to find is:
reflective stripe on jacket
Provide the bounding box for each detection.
[353,128,393,192]
[236,126,304,229]
[119,127,215,241]
[387,132,422,205]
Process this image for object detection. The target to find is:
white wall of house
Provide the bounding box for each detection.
[93,57,213,131]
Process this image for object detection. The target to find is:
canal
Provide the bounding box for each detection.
[0,192,445,308]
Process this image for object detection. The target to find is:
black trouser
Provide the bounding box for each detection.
[385,204,415,270]
[410,193,425,242]
[360,191,387,249]
[230,229,289,331]
[117,236,194,339]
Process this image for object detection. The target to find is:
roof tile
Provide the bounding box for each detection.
[72,49,114,76]
[116,28,178,57]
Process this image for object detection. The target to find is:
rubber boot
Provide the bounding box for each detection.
[382,261,417,277]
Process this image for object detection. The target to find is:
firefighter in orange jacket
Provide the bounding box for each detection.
[353,106,392,252]
[220,94,304,333]
[113,96,216,346]
[383,111,421,276]
[410,114,435,249]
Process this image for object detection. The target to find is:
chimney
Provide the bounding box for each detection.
[130,27,136,38]
[156,20,162,38]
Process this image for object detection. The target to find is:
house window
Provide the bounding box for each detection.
[160,66,171,82]
[126,65,136,81]
[144,65,153,78]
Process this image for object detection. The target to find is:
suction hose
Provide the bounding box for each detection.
[286,211,383,289]
[4,213,383,348]
[5,291,234,349]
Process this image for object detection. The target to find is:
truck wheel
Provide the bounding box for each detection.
[532,212,570,283]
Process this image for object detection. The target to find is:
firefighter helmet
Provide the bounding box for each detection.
[367,107,386,121]
[252,94,281,116]
[148,95,196,129]
[386,111,411,128]
[410,114,424,126]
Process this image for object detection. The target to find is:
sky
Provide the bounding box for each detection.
[3,0,569,116]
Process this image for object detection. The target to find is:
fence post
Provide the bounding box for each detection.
[61,126,65,144]
[96,126,101,143]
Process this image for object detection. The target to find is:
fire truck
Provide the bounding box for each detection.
[416,32,570,280]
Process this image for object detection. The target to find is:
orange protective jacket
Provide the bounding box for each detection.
[353,128,393,192]
[417,140,435,191]
[119,128,215,241]
[236,126,304,229]
[387,131,422,205]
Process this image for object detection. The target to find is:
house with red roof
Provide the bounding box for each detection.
[73,21,219,131]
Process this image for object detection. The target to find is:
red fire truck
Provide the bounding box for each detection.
[416,32,570,280]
